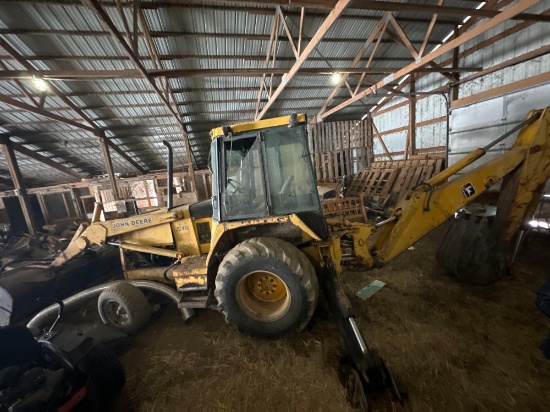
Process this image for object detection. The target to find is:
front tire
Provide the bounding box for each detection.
[215,237,318,338]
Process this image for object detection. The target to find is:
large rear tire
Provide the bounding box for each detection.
[436,214,506,286]
[97,282,151,334]
[215,237,318,338]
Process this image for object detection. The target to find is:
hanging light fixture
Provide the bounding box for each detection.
[331,72,341,85]
[32,77,48,92]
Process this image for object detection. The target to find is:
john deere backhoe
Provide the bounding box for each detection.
[51,107,550,408]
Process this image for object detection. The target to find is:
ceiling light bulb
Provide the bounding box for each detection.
[331,72,341,84]
[32,77,48,92]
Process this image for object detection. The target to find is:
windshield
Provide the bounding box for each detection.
[264,125,320,215]
[221,135,267,219]
[219,125,320,221]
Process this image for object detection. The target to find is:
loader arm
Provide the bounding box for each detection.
[372,107,550,266]
[50,203,184,269]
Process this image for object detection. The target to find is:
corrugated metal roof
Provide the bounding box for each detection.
[0,0,502,188]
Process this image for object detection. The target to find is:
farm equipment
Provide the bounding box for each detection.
[0,301,125,411]
[51,107,550,409]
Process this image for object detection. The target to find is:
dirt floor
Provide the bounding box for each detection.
[72,226,550,411]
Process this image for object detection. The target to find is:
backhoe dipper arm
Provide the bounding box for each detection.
[371,107,550,266]
[50,203,184,269]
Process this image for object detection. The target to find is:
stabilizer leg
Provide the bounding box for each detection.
[321,259,405,410]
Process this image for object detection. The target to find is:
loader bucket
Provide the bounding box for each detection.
[436,214,507,286]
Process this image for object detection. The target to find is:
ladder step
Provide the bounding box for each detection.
[178,293,208,309]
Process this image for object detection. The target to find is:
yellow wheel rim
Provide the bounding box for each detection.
[236,271,291,322]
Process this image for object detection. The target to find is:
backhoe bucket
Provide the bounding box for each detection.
[436,214,507,286]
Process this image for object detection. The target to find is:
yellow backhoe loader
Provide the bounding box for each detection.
[51,107,550,408]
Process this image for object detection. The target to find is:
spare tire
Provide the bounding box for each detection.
[97,282,151,334]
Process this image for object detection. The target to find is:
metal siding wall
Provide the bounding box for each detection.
[373,95,409,160]
[449,83,550,191]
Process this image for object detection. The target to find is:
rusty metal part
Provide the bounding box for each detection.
[172,255,208,290]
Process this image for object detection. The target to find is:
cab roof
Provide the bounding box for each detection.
[210,114,306,139]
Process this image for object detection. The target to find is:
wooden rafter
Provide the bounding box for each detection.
[0,36,147,174]
[321,0,539,120]
[0,137,38,234]
[419,0,444,57]
[256,0,352,120]
[388,15,418,60]
[192,0,548,22]
[256,11,279,119]
[276,7,299,59]
[2,0,467,26]
[370,0,514,114]
[371,117,393,161]
[315,13,390,121]
[136,7,196,190]
[11,142,88,179]
[353,16,390,96]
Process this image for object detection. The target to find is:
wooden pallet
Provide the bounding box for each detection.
[345,156,445,210]
[321,196,366,222]
[345,168,398,197]
[389,158,445,204]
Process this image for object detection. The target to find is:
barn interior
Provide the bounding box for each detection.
[0,1,549,411]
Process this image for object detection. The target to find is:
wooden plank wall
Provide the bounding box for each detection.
[307,119,373,183]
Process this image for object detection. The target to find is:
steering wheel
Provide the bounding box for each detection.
[227,178,251,196]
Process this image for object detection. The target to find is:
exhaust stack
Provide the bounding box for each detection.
[162,140,173,209]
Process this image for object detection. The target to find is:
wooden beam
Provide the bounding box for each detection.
[276,6,299,59]
[194,0,550,22]
[0,1,465,25]
[389,15,418,59]
[369,0,514,114]
[81,0,187,143]
[452,71,550,109]
[0,94,95,133]
[371,118,393,161]
[137,7,196,190]
[0,66,482,80]
[0,138,38,235]
[98,134,119,201]
[322,0,539,120]
[11,142,88,180]
[419,0,444,57]
[354,15,390,96]
[315,13,390,121]
[256,11,279,118]
[257,0,352,120]
[298,7,305,55]
[407,74,416,159]
[0,37,147,174]
[0,54,417,64]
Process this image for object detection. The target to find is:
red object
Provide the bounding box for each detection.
[57,385,87,412]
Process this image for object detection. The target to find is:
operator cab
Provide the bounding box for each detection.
[209,114,328,239]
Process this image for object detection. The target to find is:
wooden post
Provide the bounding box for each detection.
[0,137,38,235]
[407,74,416,159]
[98,134,119,201]
[451,25,460,102]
